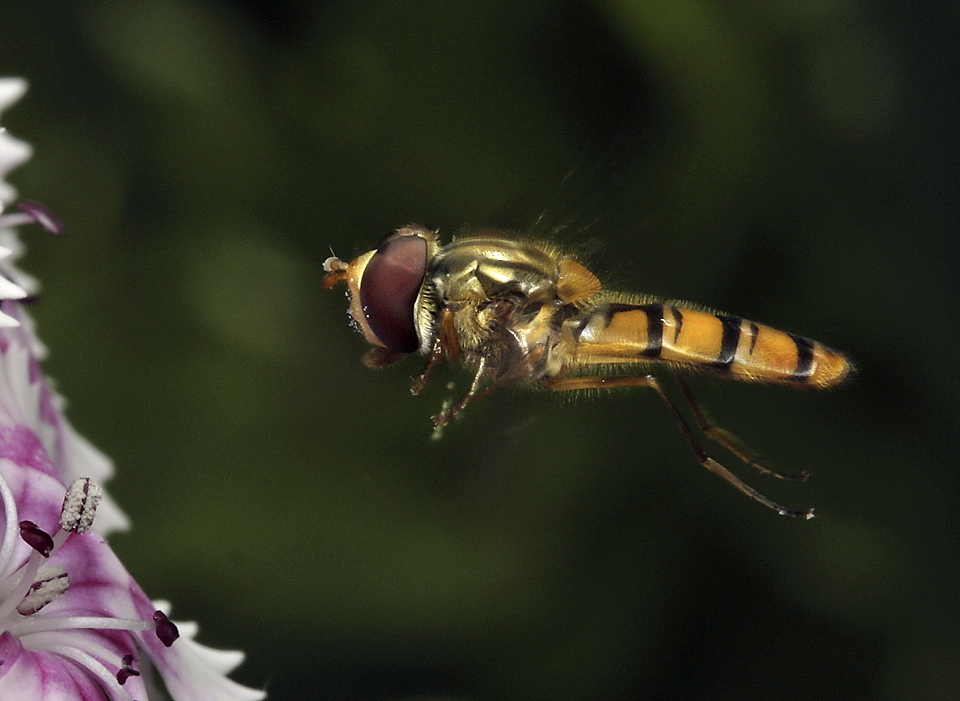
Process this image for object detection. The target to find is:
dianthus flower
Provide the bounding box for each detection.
[0,77,265,701]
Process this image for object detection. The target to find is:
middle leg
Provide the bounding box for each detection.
[542,374,813,518]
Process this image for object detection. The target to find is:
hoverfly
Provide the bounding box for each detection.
[323,225,851,518]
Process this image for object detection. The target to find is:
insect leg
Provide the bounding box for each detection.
[431,356,496,427]
[542,374,813,518]
[410,334,445,395]
[411,309,461,395]
[672,373,808,481]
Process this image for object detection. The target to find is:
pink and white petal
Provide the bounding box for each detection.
[0,459,67,543]
[38,535,265,701]
[0,342,58,476]
[0,633,116,701]
[0,300,21,329]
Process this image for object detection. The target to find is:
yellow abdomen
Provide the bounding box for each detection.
[568,302,850,388]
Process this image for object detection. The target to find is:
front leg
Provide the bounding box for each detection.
[430,356,516,428]
[431,356,490,427]
[410,334,445,395]
[410,309,461,395]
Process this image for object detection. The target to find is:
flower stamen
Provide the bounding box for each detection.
[0,520,53,627]
[154,609,180,647]
[18,519,53,556]
[15,201,63,235]
[60,477,102,534]
[117,653,141,685]
[0,200,63,235]
[0,471,182,699]
[16,564,68,614]
[44,641,137,701]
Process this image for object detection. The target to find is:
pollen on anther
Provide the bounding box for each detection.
[60,478,102,534]
[17,566,69,615]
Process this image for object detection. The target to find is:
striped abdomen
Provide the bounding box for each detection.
[567,302,850,388]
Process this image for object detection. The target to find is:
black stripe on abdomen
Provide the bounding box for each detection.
[639,304,664,358]
[572,302,625,340]
[670,306,683,344]
[747,321,760,355]
[789,334,815,382]
[712,315,741,371]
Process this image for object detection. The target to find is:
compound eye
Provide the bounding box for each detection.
[359,233,428,353]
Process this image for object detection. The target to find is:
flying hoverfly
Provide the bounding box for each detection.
[323,225,851,518]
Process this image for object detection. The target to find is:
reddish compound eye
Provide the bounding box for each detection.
[359,233,428,352]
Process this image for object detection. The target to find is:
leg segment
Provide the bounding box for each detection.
[430,356,510,428]
[410,333,446,396]
[411,309,461,396]
[672,373,808,481]
[542,374,813,518]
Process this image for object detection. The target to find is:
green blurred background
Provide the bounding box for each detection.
[3,1,958,699]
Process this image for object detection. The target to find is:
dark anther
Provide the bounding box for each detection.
[117,654,141,685]
[18,520,53,557]
[153,610,180,647]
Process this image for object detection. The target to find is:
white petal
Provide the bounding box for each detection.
[0,275,27,300]
[0,78,27,112]
[0,229,26,260]
[0,134,32,174]
[162,635,267,701]
[147,604,266,701]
